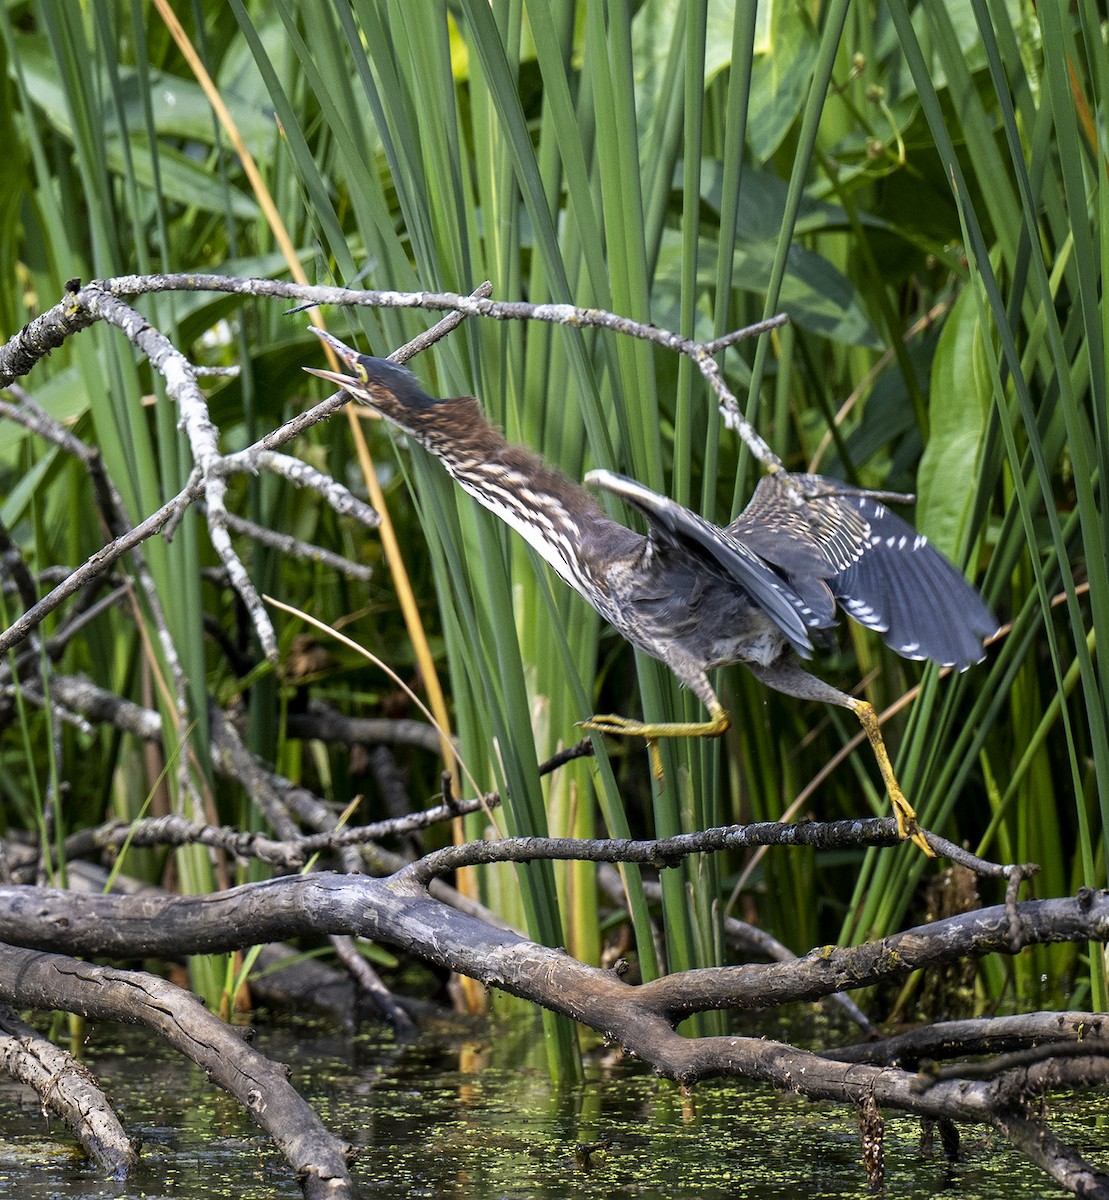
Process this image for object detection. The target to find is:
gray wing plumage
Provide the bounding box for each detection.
[730,473,998,670]
[728,472,873,576]
[822,493,999,669]
[585,469,817,658]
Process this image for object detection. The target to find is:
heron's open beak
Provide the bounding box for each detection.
[303,365,360,389]
[303,326,364,389]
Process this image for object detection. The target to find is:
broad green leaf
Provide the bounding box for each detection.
[910,0,1030,92]
[109,135,260,219]
[0,445,56,528]
[631,0,751,130]
[916,270,991,559]
[747,1,819,161]
[14,32,273,154]
[11,32,260,218]
[700,160,895,240]
[104,69,275,153]
[654,232,882,348]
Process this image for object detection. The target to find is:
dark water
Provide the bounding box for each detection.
[0,1008,1105,1198]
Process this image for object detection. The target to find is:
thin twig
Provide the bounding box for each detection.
[1,275,790,469]
[198,506,374,581]
[399,817,1010,888]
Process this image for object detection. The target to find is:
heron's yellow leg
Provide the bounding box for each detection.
[744,660,936,858]
[580,705,731,781]
[849,698,935,857]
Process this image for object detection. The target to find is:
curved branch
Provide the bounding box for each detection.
[399,818,1016,887]
[1,872,1106,1035]
[825,1012,1108,1066]
[1,875,1102,1135]
[0,273,789,477]
[993,1112,1109,1198]
[0,874,1107,1192]
[75,286,277,659]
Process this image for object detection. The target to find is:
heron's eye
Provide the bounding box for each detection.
[355,362,370,385]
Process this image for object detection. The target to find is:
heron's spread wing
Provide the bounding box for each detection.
[585,470,816,657]
[732,473,998,670]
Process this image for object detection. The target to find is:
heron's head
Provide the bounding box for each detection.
[304,328,436,424]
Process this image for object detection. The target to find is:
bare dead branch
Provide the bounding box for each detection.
[210,448,380,526]
[75,285,277,659]
[992,1112,1109,1198]
[2,274,788,476]
[203,504,375,580]
[286,700,446,754]
[398,818,1017,887]
[327,934,416,1035]
[0,1002,137,1176]
[61,813,297,869]
[825,1012,1108,1066]
[597,863,873,1033]
[0,279,96,384]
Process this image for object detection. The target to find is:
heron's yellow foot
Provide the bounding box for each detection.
[888,784,933,857]
[578,708,731,782]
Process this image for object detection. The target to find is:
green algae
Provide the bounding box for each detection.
[0,1012,1104,1199]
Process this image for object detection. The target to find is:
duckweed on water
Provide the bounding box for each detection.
[0,1012,1104,1198]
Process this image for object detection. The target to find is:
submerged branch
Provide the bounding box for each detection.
[0,1002,137,1176]
[0,943,354,1199]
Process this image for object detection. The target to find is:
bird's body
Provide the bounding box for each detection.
[307,330,999,851]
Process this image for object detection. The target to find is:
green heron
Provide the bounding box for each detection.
[306,329,998,853]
